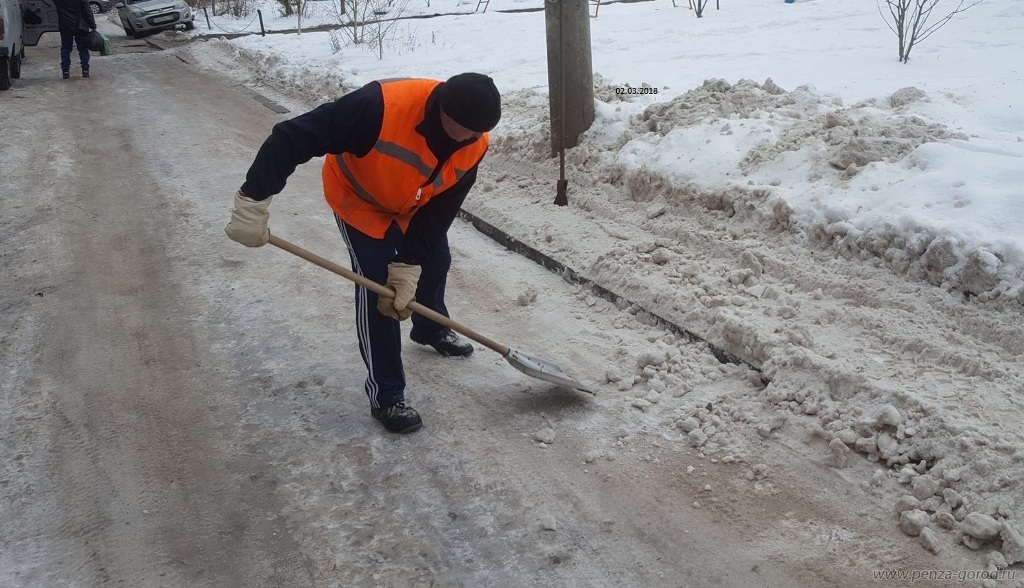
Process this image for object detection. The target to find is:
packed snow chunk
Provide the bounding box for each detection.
[895,495,922,514]
[875,405,902,427]
[631,398,652,412]
[516,288,538,306]
[830,138,883,170]
[738,250,763,278]
[645,203,667,219]
[650,248,673,265]
[935,512,957,530]
[922,237,963,278]
[855,435,878,454]
[961,534,985,550]
[752,464,769,479]
[688,429,709,447]
[897,467,918,484]
[889,87,928,109]
[876,432,900,460]
[1000,523,1024,565]
[756,412,788,438]
[960,513,1001,542]
[745,285,768,299]
[636,343,672,369]
[961,249,1001,295]
[900,509,930,537]
[539,514,558,531]
[918,527,941,554]
[533,428,557,445]
[676,417,700,433]
[829,438,851,468]
[823,112,852,129]
[942,488,963,509]
[910,475,940,501]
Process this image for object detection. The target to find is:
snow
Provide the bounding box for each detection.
[185,0,1024,296]
[145,0,1024,576]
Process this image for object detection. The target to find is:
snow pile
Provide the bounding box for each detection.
[474,75,1024,569]
[604,329,1024,570]
[489,77,1024,306]
[190,38,358,103]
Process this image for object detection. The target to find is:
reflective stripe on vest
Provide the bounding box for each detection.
[333,139,446,207]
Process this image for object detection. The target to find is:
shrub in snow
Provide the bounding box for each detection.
[876,0,985,63]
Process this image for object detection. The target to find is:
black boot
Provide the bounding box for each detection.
[82,70,89,78]
[62,71,70,79]
[410,328,474,357]
[371,402,422,434]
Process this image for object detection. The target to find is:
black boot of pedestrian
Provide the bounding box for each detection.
[410,328,474,357]
[371,402,423,434]
[62,71,70,79]
[82,70,89,78]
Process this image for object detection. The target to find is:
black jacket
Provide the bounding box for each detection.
[55,0,96,32]
[241,81,484,265]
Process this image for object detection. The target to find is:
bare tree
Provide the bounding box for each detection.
[331,0,409,58]
[693,0,710,17]
[331,0,375,45]
[877,0,984,63]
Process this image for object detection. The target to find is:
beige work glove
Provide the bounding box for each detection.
[377,262,422,321]
[225,191,272,247]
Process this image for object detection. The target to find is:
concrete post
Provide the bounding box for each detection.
[545,0,595,158]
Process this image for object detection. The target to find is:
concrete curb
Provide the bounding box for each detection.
[457,209,765,380]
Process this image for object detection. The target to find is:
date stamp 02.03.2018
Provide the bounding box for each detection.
[614,85,659,95]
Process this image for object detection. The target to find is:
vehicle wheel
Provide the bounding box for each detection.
[183,21,194,30]
[10,52,21,79]
[124,24,136,38]
[0,56,11,91]
[89,1,101,13]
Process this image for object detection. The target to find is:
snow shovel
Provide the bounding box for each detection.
[268,234,596,395]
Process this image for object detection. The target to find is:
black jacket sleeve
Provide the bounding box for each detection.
[80,0,96,29]
[394,165,479,265]
[239,83,384,201]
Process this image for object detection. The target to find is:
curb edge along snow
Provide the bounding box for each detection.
[456,209,761,377]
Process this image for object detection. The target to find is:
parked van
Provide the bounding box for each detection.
[21,0,58,47]
[1,0,59,89]
[0,0,25,90]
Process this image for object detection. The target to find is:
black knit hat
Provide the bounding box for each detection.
[439,72,501,133]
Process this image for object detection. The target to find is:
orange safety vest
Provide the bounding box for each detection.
[322,78,489,239]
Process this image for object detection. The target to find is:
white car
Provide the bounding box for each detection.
[116,0,193,38]
[0,0,25,90]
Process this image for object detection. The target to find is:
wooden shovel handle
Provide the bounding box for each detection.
[268,233,510,356]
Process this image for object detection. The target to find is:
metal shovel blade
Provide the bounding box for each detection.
[505,348,596,395]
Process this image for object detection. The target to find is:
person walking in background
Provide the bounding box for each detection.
[54,0,96,78]
[225,73,501,434]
